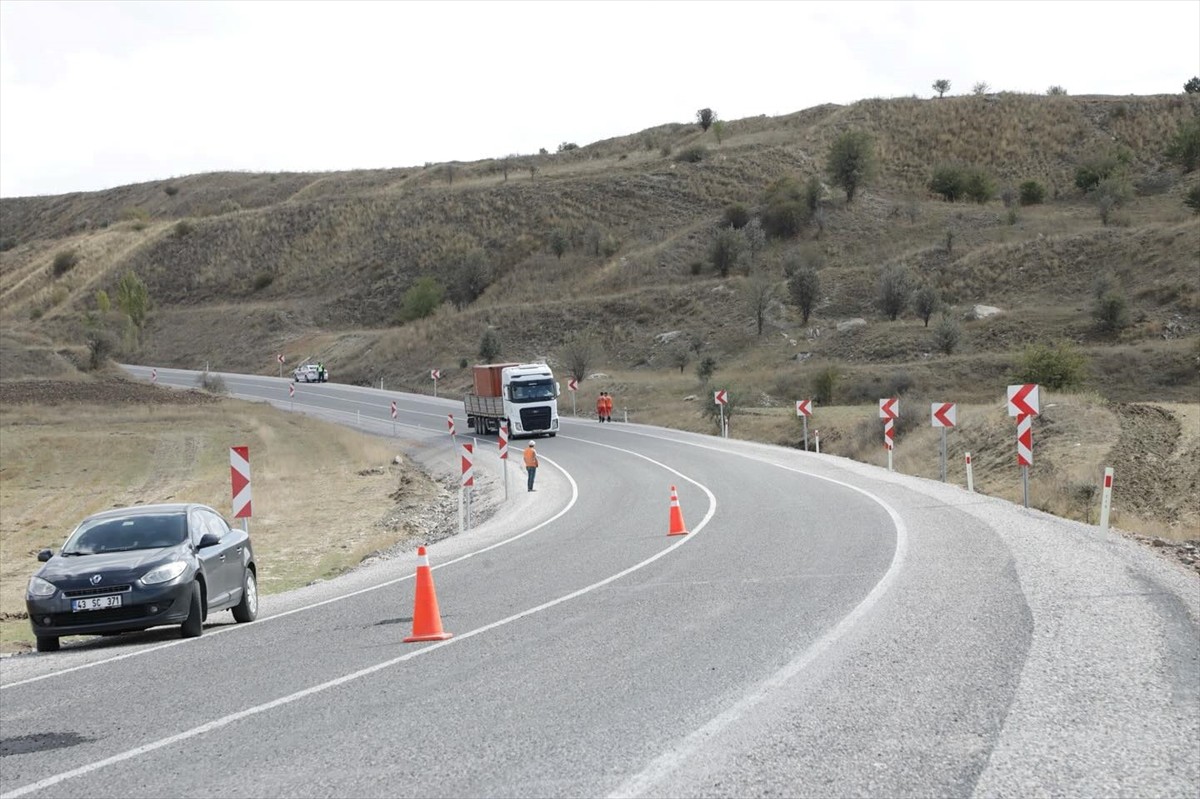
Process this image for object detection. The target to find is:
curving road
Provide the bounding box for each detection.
[1,367,1196,798]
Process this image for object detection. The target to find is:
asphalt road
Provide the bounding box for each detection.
[1,367,1196,798]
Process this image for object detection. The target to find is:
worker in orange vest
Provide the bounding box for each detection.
[602,391,613,422]
[596,392,606,423]
[523,442,538,491]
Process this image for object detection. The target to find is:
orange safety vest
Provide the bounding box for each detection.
[523,447,538,468]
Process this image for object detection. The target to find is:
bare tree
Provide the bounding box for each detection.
[742,271,777,336]
[668,346,691,374]
[696,108,716,132]
[972,81,990,95]
[787,265,821,325]
[560,335,599,383]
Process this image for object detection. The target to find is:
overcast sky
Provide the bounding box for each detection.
[1,0,1197,198]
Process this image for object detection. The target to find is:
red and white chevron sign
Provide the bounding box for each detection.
[1007,384,1040,417]
[288,383,294,398]
[931,402,957,428]
[878,397,899,420]
[714,389,728,406]
[460,442,474,487]
[498,422,508,460]
[277,354,284,365]
[1016,413,1033,466]
[568,378,578,392]
[883,417,895,450]
[150,368,157,383]
[796,399,812,417]
[431,369,441,380]
[448,413,456,436]
[230,446,252,519]
[390,401,397,419]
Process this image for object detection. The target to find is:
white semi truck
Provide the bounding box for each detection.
[464,362,560,438]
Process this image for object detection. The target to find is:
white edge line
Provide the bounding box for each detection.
[0,447,718,799]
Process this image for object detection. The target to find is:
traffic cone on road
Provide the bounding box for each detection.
[667,485,689,536]
[403,546,453,643]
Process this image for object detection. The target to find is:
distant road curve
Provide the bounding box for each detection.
[0,366,1194,799]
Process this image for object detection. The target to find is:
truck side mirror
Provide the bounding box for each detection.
[555,382,561,398]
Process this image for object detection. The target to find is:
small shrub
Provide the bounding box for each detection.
[52,250,79,277]
[1093,291,1131,334]
[1000,186,1017,208]
[397,277,444,323]
[479,329,502,361]
[761,176,811,239]
[218,199,242,214]
[1006,208,1019,225]
[29,307,43,321]
[195,372,229,394]
[163,184,179,197]
[49,285,68,306]
[557,142,579,153]
[931,314,961,355]
[85,328,117,370]
[253,272,274,291]
[172,220,194,238]
[1046,85,1068,96]
[1165,118,1200,173]
[1184,185,1200,214]
[723,203,750,229]
[1013,342,1088,390]
[674,145,708,163]
[963,167,996,204]
[1186,77,1200,94]
[1018,180,1046,205]
[0,237,17,251]
[813,365,839,405]
[689,260,704,276]
[459,357,469,369]
[929,164,967,201]
[659,144,672,158]
[696,355,717,384]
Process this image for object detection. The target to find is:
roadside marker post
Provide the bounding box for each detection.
[1008,384,1041,508]
[815,429,820,454]
[277,353,284,379]
[390,400,397,436]
[288,382,294,411]
[796,399,813,451]
[499,422,509,500]
[567,378,578,416]
[879,398,899,471]
[1099,467,1115,535]
[431,369,441,397]
[459,441,474,533]
[150,368,157,384]
[714,390,729,438]
[965,452,975,493]
[230,446,251,533]
[931,402,957,482]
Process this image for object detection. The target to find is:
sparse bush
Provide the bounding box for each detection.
[932,79,951,98]
[560,335,597,382]
[85,328,117,370]
[660,144,672,158]
[1165,118,1200,173]
[826,130,876,204]
[931,314,961,355]
[1019,180,1046,205]
[119,206,149,222]
[723,203,750,229]
[963,167,996,204]
[95,290,110,313]
[557,142,579,153]
[1075,153,1125,192]
[912,285,940,327]
[195,371,229,394]
[459,357,469,369]
[787,265,820,325]
[1000,186,1017,208]
[929,164,967,201]
[711,227,743,277]
[689,260,704,276]
[29,307,43,321]
[972,81,990,95]
[1006,208,1019,225]
[1093,175,1133,225]
[711,120,725,144]
[696,355,717,385]
[1184,76,1200,94]
[1093,291,1131,334]
[52,250,79,277]
[163,184,179,197]
[813,365,839,405]
[669,347,690,374]
[172,219,193,238]
[116,271,150,330]
[1185,185,1200,214]
[0,237,17,251]
[877,265,912,321]
[479,329,502,362]
[761,176,811,239]
[397,277,443,323]
[674,145,708,163]
[1046,85,1068,96]
[218,199,242,214]
[696,108,716,132]
[1014,342,1088,390]
[253,272,274,291]
[549,228,568,259]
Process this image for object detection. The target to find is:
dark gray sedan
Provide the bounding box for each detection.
[26,503,258,652]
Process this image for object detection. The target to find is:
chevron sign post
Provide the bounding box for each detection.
[150,368,157,383]
[567,378,578,415]
[431,369,441,397]
[931,402,956,482]
[230,446,251,532]
[1008,384,1040,508]
[796,399,813,451]
[498,422,509,500]
[390,400,397,435]
[277,353,284,378]
[879,397,899,471]
[714,389,729,438]
[460,442,474,532]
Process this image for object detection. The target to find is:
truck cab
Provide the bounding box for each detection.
[465,362,560,438]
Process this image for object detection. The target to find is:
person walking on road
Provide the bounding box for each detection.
[602,391,613,423]
[596,392,606,423]
[523,442,539,491]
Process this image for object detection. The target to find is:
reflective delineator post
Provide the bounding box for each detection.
[1099,467,1114,535]
[815,430,820,454]
[499,422,509,501]
[965,452,974,493]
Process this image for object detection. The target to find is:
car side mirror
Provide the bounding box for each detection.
[198,532,221,548]
[37,549,53,562]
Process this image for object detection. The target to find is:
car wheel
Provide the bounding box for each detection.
[231,568,258,623]
[180,582,203,638]
[36,636,59,653]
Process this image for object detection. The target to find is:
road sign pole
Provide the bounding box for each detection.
[887,446,893,472]
[940,428,947,482]
[1022,465,1029,509]
[572,393,577,416]
[803,416,809,452]
[1099,467,1114,535]
[966,452,974,492]
[719,405,726,438]
[433,378,437,398]
[815,430,820,454]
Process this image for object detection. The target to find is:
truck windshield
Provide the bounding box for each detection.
[509,379,556,402]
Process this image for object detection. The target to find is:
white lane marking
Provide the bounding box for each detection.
[607,469,908,799]
[0,451,716,799]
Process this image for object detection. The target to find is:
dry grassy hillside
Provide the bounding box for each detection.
[1,91,1198,407]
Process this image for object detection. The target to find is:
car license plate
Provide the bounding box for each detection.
[72,595,123,612]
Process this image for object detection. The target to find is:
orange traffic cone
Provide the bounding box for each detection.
[667,485,689,536]
[403,546,453,642]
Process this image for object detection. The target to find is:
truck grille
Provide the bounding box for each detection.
[520,407,552,430]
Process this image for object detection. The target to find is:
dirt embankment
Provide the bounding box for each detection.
[0,378,220,407]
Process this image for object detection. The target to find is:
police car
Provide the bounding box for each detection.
[292,363,328,383]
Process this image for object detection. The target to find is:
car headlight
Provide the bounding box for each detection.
[28,576,57,597]
[141,561,188,585]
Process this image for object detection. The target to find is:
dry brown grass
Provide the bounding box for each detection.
[0,397,423,652]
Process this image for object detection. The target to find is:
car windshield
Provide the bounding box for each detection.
[61,513,188,555]
[509,379,555,402]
